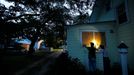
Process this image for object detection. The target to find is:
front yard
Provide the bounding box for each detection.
[0,50,51,75]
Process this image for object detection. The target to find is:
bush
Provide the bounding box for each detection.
[111,63,122,75]
[45,52,87,75]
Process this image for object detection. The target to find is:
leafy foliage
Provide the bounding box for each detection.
[0,0,95,50]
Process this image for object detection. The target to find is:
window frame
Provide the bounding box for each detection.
[116,0,129,25]
[80,30,106,48]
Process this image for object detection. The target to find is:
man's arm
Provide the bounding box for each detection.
[83,45,90,51]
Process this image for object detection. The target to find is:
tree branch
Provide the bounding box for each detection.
[4,13,40,21]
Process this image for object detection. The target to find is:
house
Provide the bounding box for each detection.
[66,0,134,72]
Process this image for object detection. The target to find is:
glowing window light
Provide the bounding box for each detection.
[91,39,99,49]
[82,32,104,49]
[91,32,101,49]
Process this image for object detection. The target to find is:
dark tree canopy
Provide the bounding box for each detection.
[3,0,95,25]
[0,0,96,50]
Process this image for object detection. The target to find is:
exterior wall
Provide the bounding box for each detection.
[66,0,134,71]
[90,0,134,70]
[112,0,124,7]
[67,21,119,70]
[116,0,134,70]
[90,0,116,23]
[89,5,102,23]
[117,24,134,70]
[97,9,116,22]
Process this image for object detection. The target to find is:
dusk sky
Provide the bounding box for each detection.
[0,0,14,8]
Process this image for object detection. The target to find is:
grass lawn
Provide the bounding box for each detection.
[0,50,51,75]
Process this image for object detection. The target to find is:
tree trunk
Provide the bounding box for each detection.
[28,34,38,54]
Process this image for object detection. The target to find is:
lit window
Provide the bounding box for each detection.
[82,32,106,49]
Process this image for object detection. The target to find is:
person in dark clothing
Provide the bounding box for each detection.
[84,42,96,73]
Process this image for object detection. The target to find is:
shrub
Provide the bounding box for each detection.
[45,52,87,75]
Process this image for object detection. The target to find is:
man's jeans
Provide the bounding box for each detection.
[89,57,96,72]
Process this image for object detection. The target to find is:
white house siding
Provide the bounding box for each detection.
[67,21,119,71]
[97,8,116,22]
[117,25,134,70]
[91,0,134,71]
[116,0,134,70]
[89,0,116,23]
[66,0,134,71]
[112,0,124,7]
[89,5,102,23]
[67,26,89,70]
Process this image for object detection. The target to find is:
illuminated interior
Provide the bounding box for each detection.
[82,32,106,49]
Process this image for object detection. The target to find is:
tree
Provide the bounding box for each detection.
[4,0,96,25]
[0,0,96,53]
